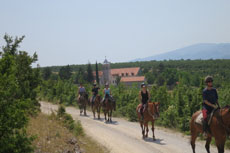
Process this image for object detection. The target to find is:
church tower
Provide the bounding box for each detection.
[101,58,111,85]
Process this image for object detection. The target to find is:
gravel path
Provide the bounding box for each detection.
[40,101,230,153]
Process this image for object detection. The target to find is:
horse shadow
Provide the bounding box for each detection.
[93,118,104,121]
[104,120,119,125]
[79,114,90,117]
[143,138,165,145]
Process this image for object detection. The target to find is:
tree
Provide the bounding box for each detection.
[59,65,72,80]
[0,34,40,153]
[42,67,52,80]
[95,61,100,84]
[87,63,94,83]
[116,76,121,85]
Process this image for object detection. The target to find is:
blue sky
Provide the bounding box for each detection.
[1,0,230,67]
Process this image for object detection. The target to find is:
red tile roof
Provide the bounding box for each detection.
[120,76,145,82]
[93,67,140,77]
[111,67,140,77]
[92,71,103,77]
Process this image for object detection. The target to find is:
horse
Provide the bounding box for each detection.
[190,106,230,153]
[102,96,115,122]
[91,95,101,119]
[78,93,88,116]
[136,102,160,140]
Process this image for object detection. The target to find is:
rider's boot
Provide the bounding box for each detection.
[140,107,144,121]
[202,118,209,137]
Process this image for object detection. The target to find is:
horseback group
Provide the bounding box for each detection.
[77,76,230,153]
[77,82,116,122]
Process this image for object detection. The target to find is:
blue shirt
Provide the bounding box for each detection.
[202,88,218,113]
[104,88,110,96]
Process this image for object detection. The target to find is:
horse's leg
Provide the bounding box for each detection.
[84,104,87,116]
[145,122,149,138]
[110,110,113,122]
[143,124,146,139]
[104,110,107,121]
[97,106,100,119]
[139,121,144,138]
[80,105,82,115]
[152,121,156,141]
[108,110,111,122]
[215,137,225,153]
[93,106,95,118]
[190,129,199,153]
[205,136,212,153]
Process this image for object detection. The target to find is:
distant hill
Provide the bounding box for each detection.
[132,43,230,61]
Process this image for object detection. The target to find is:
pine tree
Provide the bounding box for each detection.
[87,63,94,83]
[95,61,99,84]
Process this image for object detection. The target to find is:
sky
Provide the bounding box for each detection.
[1,0,230,67]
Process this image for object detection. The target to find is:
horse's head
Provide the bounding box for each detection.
[95,95,101,102]
[153,102,160,118]
[221,105,230,127]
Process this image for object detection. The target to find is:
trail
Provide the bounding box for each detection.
[40,101,230,153]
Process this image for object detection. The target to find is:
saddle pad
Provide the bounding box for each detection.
[195,112,203,125]
[138,107,141,113]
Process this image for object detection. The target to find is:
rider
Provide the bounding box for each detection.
[202,76,220,134]
[139,83,150,120]
[102,83,116,111]
[91,82,100,105]
[78,83,86,101]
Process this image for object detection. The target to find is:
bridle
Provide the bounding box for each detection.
[148,103,159,120]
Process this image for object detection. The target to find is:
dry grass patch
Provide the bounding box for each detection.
[27,113,80,153]
[27,113,109,153]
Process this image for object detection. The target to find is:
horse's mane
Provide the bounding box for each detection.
[222,105,230,109]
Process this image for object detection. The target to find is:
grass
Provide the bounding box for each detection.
[27,113,79,153]
[27,112,109,153]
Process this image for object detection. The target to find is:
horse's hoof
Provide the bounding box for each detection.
[153,137,156,141]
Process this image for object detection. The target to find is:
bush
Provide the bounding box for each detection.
[0,34,40,153]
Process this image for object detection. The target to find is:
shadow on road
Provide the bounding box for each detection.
[79,114,90,117]
[105,120,119,125]
[144,138,166,145]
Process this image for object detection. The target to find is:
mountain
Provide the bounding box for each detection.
[132,43,230,61]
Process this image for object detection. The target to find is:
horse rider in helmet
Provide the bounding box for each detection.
[102,83,116,111]
[91,82,100,105]
[202,76,220,135]
[139,82,150,120]
[77,83,86,101]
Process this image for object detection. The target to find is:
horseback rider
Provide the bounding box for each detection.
[139,83,150,120]
[78,83,86,101]
[91,82,100,105]
[202,76,220,135]
[102,83,116,111]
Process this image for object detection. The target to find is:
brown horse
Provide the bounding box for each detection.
[91,95,101,119]
[78,93,88,116]
[190,106,230,153]
[102,97,115,122]
[136,102,160,140]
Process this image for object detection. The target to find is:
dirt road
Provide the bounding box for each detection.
[40,101,230,153]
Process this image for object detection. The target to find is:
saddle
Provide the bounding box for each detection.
[137,104,147,113]
[195,109,217,126]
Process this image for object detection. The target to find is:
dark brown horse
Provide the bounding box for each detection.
[190,106,230,153]
[78,93,88,116]
[136,102,160,140]
[102,97,115,122]
[91,95,101,119]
